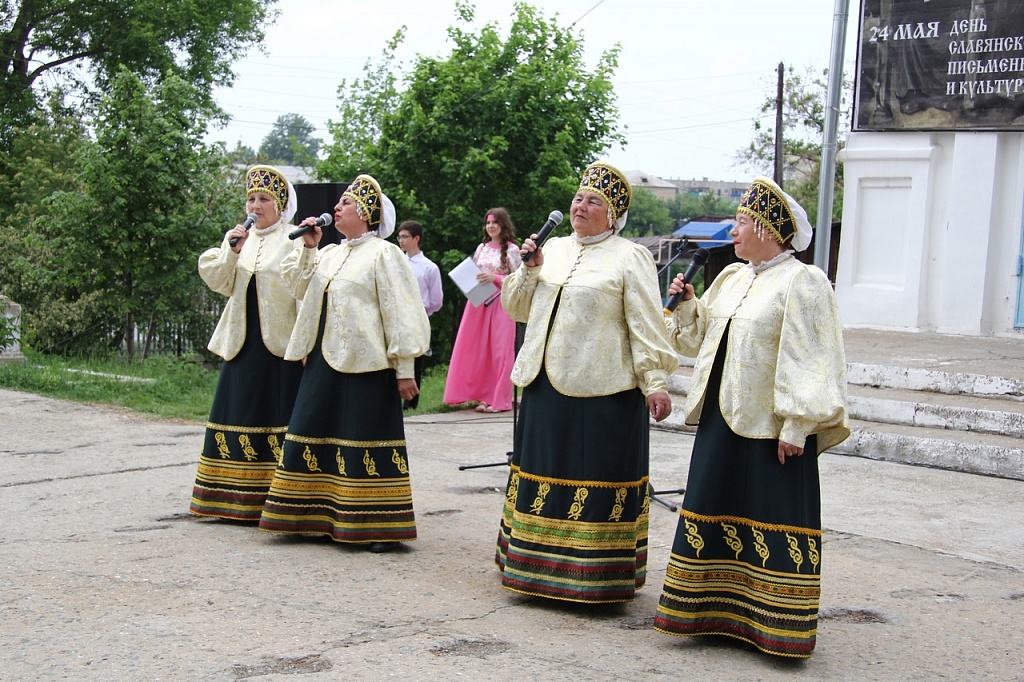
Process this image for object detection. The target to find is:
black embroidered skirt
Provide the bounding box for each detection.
[496,368,651,603]
[258,298,416,544]
[190,280,302,521]
[654,333,822,657]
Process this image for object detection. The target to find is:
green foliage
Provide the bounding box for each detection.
[0,0,276,144]
[667,192,740,224]
[620,187,673,237]
[0,349,219,421]
[735,64,850,223]
[0,71,239,357]
[0,350,459,421]
[318,1,623,361]
[259,113,322,165]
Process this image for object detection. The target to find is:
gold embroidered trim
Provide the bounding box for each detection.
[530,482,550,515]
[752,528,770,567]
[567,487,588,520]
[681,509,820,537]
[268,435,283,464]
[239,434,258,461]
[335,447,346,476]
[510,464,647,489]
[363,450,379,477]
[608,487,627,522]
[722,523,743,560]
[285,434,406,448]
[786,533,804,572]
[215,431,230,459]
[685,519,704,557]
[391,449,408,475]
[302,445,322,472]
[658,595,820,625]
[207,422,289,434]
[506,472,520,504]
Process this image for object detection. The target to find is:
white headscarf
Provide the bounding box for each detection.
[783,189,813,252]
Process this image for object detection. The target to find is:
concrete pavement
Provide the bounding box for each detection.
[2,387,1023,681]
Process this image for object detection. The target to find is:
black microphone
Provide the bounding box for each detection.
[663,247,711,314]
[288,213,334,240]
[522,210,563,262]
[229,213,259,247]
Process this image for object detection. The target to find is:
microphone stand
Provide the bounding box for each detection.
[657,237,690,278]
[458,322,524,471]
[649,480,686,512]
[647,236,691,512]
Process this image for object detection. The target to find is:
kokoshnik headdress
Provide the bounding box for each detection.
[246,165,290,215]
[579,160,632,232]
[736,175,813,252]
[343,174,397,239]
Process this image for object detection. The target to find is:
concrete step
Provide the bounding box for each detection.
[670,363,1024,437]
[847,383,1024,439]
[847,362,1024,401]
[665,359,1024,481]
[835,419,1024,481]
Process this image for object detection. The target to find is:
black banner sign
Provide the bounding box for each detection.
[854,0,1024,131]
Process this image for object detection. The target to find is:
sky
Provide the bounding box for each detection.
[207,0,861,183]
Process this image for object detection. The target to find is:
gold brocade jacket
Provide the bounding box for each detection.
[666,255,850,453]
[199,221,304,361]
[282,237,429,379]
[502,234,679,397]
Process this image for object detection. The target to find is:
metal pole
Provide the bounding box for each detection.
[774,62,784,188]
[814,0,850,279]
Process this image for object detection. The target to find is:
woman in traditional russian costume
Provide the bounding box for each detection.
[654,176,850,657]
[190,166,304,521]
[258,175,430,553]
[496,161,679,602]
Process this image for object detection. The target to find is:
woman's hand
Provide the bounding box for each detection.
[519,234,543,267]
[227,225,248,253]
[667,273,695,303]
[777,440,804,464]
[476,271,497,284]
[647,392,672,423]
[398,378,418,402]
[295,216,323,250]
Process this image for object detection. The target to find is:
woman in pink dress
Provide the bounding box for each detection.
[444,208,521,413]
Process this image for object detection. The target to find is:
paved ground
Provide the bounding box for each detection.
[841,327,1024,382]
[2,387,1023,681]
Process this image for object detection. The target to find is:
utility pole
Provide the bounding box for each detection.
[774,62,784,188]
[814,0,850,279]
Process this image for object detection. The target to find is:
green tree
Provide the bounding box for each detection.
[735,65,850,224]
[318,1,623,361]
[0,90,103,353]
[620,187,673,237]
[226,141,259,166]
[667,192,740,225]
[0,0,276,144]
[38,68,237,358]
[259,113,322,165]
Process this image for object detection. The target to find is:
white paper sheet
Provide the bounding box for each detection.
[448,257,499,307]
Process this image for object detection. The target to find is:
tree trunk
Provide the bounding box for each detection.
[143,314,157,360]
[123,315,135,361]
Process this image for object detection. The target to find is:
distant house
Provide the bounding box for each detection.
[666,178,748,201]
[625,171,749,202]
[625,170,679,201]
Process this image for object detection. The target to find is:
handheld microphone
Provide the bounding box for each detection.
[522,210,563,262]
[229,213,259,247]
[288,213,334,240]
[663,247,711,314]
